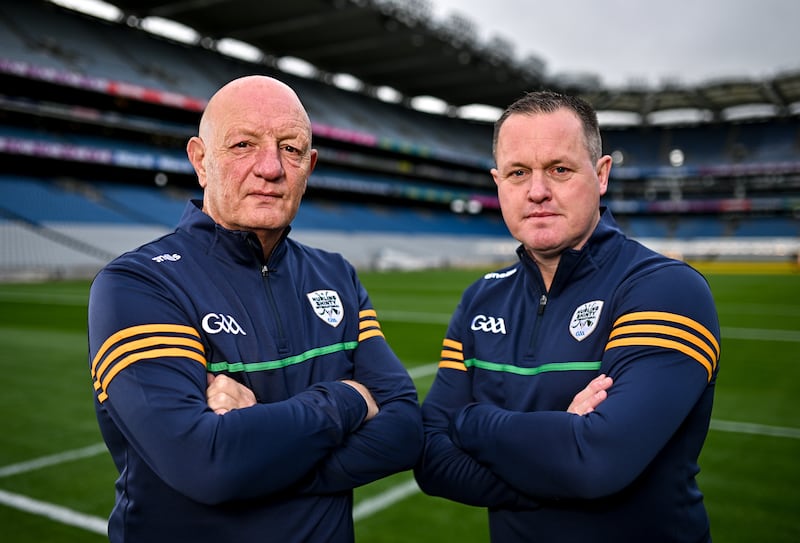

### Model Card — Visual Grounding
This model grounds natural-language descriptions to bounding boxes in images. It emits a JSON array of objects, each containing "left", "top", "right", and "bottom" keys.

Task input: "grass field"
[{"left": 0, "top": 265, "right": 798, "bottom": 541}]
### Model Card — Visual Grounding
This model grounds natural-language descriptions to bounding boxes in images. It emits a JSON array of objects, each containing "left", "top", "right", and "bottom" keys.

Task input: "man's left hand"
[{"left": 206, "top": 373, "right": 257, "bottom": 415}]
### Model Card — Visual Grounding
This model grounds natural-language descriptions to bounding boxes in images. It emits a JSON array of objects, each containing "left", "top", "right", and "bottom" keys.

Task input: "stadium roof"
[{"left": 105, "top": 0, "right": 800, "bottom": 121}]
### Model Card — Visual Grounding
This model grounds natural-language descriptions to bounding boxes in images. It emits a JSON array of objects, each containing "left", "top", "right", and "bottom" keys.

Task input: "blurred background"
[
  {"left": 0, "top": 2, "right": 798, "bottom": 542},
  {"left": 0, "top": 0, "right": 798, "bottom": 279}
]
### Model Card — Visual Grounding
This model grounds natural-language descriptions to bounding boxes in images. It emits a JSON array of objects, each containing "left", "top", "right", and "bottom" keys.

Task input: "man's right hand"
[
  {"left": 341, "top": 379, "right": 379, "bottom": 422},
  {"left": 567, "top": 374, "right": 613, "bottom": 416}
]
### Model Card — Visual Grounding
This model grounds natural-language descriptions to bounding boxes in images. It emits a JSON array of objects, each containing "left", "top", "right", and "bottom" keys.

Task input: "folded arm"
[{"left": 90, "top": 271, "right": 370, "bottom": 505}]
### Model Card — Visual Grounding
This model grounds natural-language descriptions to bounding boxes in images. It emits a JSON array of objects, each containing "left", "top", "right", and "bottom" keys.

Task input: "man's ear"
[
  {"left": 186, "top": 136, "right": 207, "bottom": 188},
  {"left": 308, "top": 148, "right": 318, "bottom": 173},
  {"left": 302, "top": 148, "right": 318, "bottom": 195},
  {"left": 596, "top": 155, "right": 612, "bottom": 196},
  {"left": 490, "top": 167, "right": 501, "bottom": 188}
]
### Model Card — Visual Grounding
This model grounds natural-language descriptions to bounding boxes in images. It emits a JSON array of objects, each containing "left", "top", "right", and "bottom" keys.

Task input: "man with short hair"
[{"left": 415, "top": 90, "right": 720, "bottom": 543}]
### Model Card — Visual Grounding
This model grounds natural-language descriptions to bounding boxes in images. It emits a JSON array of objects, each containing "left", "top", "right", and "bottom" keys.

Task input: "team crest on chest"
[
  {"left": 569, "top": 300, "right": 604, "bottom": 341},
  {"left": 306, "top": 289, "right": 344, "bottom": 327}
]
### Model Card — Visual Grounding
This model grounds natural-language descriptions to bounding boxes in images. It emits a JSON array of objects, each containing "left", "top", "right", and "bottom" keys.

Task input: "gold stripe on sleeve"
[
  {"left": 439, "top": 337, "right": 466, "bottom": 370},
  {"left": 91, "top": 324, "right": 200, "bottom": 376},
  {"left": 93, "top": 335, "right": 205, "bottom": 381},
  {"left": 612, "top": 311, "right": 720, "bottom": 360},
  {"left": 605, "top": 336, "right": 714, "bottom": 381},
  {"left": 438, "top": 360, "right": 467, "bottom": 371},
  {"left": 440, "top": 347, "right": 464, "bottom": 361},
  {"left": 608, "top": 324, "right": 718, "bottom": 369},
  {"left": 359, "top": 328, "right": 385, "bottom": 342},
  {"left": 96, "top": 347, "right": 207, "bottom": 403}
]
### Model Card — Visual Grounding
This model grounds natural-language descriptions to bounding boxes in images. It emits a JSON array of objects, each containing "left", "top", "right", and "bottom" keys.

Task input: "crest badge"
[
  {"left": 569, "top": 300, "right": 604, "bottom": 341},
  {"left": 306, "top": 290, "right": 344, "bottom": 327}
]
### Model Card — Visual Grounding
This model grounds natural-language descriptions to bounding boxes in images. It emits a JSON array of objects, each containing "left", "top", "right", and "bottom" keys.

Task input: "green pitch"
[{"left": 0, "top": 267, "right": 798, "bottom": 542}]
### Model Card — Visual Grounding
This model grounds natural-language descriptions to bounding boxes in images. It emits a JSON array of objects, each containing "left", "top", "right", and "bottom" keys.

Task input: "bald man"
[{"left": 88, "top": 76, "right": 423, "bottom": 543}]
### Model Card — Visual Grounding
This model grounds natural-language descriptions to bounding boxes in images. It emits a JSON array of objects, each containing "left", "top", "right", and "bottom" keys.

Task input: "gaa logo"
[
  {"left": 201, "top": 313, "right": 247, "bottom": 335},
  {"left": 470, "top": 314, "right": 507, "bottom": 335}
]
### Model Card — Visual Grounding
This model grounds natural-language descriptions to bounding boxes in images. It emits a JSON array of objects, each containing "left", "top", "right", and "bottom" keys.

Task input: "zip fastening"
[
  {"left": 528, "top": 292, "right": 548, "bottom": 354},
  {"left": 261, "top": 263, "right": 289, "bottom": 353}
]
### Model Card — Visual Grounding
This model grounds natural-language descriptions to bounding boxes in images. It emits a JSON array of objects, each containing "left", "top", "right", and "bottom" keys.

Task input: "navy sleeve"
[
  {"left": 89, "top": 266, "right": 369, "bottom": 505},
  {"left": 414, "top": 296, "right": 538, "bottom": 509},
  {"left": 301, "top": 273, "right": 423, "bottom": 494},
  {"left": 450, "top": 264, "right": 720, "bottom": 499}
]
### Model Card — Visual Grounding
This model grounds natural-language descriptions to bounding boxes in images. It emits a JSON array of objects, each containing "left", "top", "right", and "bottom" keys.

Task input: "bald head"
[{"left": 199, "top": 75, "right": 312, "bottom": 143}]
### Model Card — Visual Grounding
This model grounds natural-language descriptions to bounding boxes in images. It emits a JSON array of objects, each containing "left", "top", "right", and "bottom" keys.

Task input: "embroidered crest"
[
  {"left": 306, "top": 290, "right": 344, "bottom": 327},
  {"left": 569, "top": 300, "right": 604, "bottom": 341}
]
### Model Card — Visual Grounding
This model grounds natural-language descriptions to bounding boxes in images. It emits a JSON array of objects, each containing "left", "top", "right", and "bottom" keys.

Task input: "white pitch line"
[
  {"left": 0, "top": 443, "right": 107, "bottom": 478},
  {"left": 0, "top": 488, "right": 107, "bottom": 535},
  {"left": 0, "top": 291, "right": 88, "bottom": 305},
  {"left": 710, "top": 419, "right": 800, "bottom": 439},
  {"left": 721, "top": 327, "right": 800, "bottom": 342},
  {"left": 353, "top": 478, "right": 420, "bottom": 521},
  {"left": 407, "top": 362, "right": 438, "bottom": 380},
  {"left": 1, "top": 378, "right": 797, "bottom": 536}
]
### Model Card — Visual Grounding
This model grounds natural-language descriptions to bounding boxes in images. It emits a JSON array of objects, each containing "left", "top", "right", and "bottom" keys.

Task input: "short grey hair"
[{"left": 493, "top": 90, "right": 603, "bottom": 162}]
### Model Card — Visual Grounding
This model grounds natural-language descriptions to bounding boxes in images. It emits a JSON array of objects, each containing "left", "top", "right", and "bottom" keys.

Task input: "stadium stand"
[{"left": 0, "top": 0, "right": 798, "bottom": 279}]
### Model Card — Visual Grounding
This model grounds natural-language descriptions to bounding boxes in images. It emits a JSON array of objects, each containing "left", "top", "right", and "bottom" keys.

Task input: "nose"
[
  {"left": 252, "top": 146, "right": 284, "bottom": 180},
  {"left": 527, "top": 171, "right": 551, "bottom": 202}
]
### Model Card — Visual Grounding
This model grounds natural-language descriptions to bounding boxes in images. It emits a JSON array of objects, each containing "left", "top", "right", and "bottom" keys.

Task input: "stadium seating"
[{"left": 0, "top": 2, "right": 797, "bottom": 279}]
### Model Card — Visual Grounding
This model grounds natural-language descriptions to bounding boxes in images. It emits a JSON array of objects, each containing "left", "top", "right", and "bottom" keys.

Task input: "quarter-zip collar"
[
  {"left": 179, "top": 199, "right": 291, "bottom": 267},
  {"left": 515, "top": 207, "right": 625, "bottom": 297}
]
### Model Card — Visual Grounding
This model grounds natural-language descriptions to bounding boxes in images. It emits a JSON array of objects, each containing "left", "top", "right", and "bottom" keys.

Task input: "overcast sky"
[
  {"left": 429, "top": 0, "right": 800, "bottom": 88},
  {"left": 60, "top": 0, "right": 800, "bottom": 89}
]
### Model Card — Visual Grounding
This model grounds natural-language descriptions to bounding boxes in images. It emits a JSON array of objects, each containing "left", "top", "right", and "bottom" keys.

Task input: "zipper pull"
[{"left": 537, "top": 294, "right": 548, "bottom": 315}]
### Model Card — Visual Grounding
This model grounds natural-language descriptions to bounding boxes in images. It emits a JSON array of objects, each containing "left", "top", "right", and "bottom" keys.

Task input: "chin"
[
  {"left": 245, "top": 208, "right": 287, "bottom": 225},
  {"left": 523, "top": 236, "right": 567, "bottom": 254}
]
